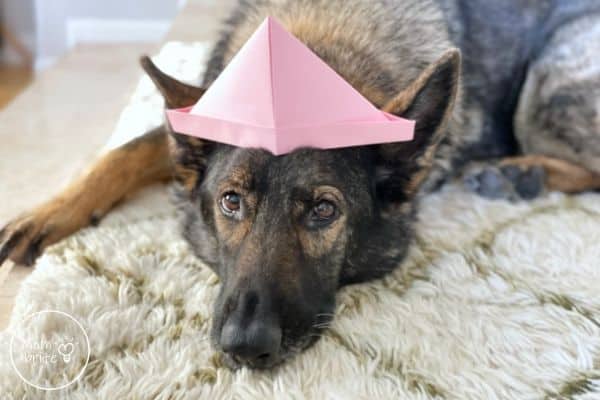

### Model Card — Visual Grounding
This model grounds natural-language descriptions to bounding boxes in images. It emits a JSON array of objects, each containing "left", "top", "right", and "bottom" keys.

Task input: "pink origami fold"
[{"left": 166, "top": 17, "right": 415, "bottom": 156}]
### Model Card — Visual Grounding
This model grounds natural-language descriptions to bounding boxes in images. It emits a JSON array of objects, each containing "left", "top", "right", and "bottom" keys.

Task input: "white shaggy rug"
[{"left": 1, "top": 43, "right": 600, "bottom": 400}]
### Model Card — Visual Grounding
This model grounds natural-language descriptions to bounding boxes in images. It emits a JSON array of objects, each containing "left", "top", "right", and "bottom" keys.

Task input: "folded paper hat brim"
[{"left": 166, "top": 108, "right": 415, "bottom": 156}]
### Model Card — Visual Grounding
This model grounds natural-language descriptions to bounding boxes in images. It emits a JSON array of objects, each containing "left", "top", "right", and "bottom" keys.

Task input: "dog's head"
[{"left": 141, "top": 49, "right": 460, "bottom": 369}]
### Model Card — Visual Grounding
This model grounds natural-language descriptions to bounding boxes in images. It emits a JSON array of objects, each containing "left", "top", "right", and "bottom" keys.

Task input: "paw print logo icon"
[{"left": 57, "top": 342, "right": 75, "bottom": 363}]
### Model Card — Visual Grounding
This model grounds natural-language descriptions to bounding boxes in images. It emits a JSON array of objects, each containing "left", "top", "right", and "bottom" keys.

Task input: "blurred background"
[
  {"left": 0, "top": 0, "right": 236, "bottom": 329},
  {"left": 0, "top": 0, "right": 187, "bottom": 107}
]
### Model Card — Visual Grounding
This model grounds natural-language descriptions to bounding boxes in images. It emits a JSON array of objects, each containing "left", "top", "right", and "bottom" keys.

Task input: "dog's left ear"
[
  {"left": 140, "top": 56, "right": 214, "bottom": 196},
  {"left": 376, "top": 49, "right": 461, "bottom": 202},
  {"left": 140, "top": 55, "right": 206, "bottom": 109}
]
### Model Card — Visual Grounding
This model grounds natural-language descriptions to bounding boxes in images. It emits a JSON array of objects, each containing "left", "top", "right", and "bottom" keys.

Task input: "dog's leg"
[
  {"left": 462, "top": 156, "right": 600, "bottom": 200},
  {"left": 0, "top": 127, "right": 171, "bottom": 266},
  {"left": 514, "top": 14, "right": 600, "bottom": 176},
  {"left": 464, "top": 15, "right": 600, "bottom": 201},
  {"left": 498, "top": 156, "right": 600, "bottom": 193}
]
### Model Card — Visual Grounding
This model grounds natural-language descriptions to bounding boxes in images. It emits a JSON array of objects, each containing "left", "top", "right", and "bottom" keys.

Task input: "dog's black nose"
[
  {"left": 219, "top": 290, "right": 282, "bottom": 365},
  {"left": 220, "top": 317, "right": 281, "bottom": 364}
]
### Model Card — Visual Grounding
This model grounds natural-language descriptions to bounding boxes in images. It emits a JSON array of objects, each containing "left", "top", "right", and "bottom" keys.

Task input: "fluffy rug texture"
[{"left": 1, "top": 43, "right": 600, "bottom": 400}]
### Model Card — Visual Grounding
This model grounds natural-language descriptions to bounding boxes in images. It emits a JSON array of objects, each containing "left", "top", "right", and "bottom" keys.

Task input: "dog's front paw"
[
  {"left": 462, "top": 163, "right": 545, "bottom": 201},
  {"left": 1, "top": 212, "right": 53, "bottom": 267},
  {"left": 0, "top": 200, "right": 89, "bottom": 266}
]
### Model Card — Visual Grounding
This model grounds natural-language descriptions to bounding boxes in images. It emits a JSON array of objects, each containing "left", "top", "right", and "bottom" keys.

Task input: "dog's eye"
[
  {"left": 221, "top": 192, "right": 241, "bottom": 215},
  {"left": 311, "top": 200, "right": 336, "bottom": 222}
]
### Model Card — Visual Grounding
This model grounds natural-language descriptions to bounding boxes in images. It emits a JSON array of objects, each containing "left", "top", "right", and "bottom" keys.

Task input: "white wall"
[
  {"left": 35, "top": 0, "right": 180, "bottom": 70},
  {"left": 1, "top": 0, "right": 181, "bottom": 70}
]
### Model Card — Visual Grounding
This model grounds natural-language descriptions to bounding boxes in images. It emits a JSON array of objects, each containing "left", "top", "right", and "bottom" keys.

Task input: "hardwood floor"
[{"left": 0, "top": 65, "right": 32, "bottom": 109}]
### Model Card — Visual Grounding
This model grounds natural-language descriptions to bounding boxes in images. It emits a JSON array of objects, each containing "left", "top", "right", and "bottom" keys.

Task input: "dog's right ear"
[
  {"left": 141, "top": 56, "right": 213, "bottom": 197},
  {"left": 375, "top": 49, "right": 461, "bottom": 203},
  {"left": 140, "top": 55, "right": 206, "bottom": 109}
]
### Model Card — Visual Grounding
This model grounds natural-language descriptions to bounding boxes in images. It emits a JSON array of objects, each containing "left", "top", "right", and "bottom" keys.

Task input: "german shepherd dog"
[{"left": 1, "top": 0, "right": 600, "bottom": 369}]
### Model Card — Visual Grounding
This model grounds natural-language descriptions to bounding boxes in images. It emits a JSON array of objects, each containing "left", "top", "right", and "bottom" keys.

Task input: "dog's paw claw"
[
  {"left": 0, "top": 216, "right": 53, "bottom": 267},
  {"left": 0, "top": 221, "right": 27, "bottom": 266}
]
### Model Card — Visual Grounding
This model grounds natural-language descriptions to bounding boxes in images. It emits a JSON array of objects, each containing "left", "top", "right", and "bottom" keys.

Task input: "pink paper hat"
[{"left": 166, "top": 17, "right": 415, "bottom": 156}]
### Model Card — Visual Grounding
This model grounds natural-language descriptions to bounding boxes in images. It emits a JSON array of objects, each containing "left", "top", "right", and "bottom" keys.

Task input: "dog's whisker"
[
  {"left": 312, "top": 322, "right": 333, "bottom": 329},
  {"left": 312, "top": 326, "right": 331, "bottom": 331}
]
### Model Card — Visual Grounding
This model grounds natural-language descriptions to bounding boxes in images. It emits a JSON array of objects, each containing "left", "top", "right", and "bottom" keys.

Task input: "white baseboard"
[
  {"left": 34, "top": 56, "right": 59, "bottom": 72},
  {"left": 66, "top": 18, "right": 171, "bottom": 49}
]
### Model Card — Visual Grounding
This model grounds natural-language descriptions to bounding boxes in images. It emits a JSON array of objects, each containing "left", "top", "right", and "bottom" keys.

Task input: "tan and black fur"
[{"left": 1, "top": 0, "right": 600, "bottom": 369}]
